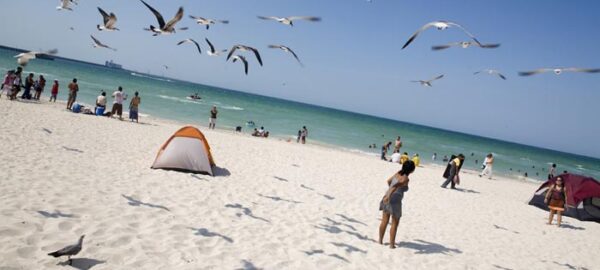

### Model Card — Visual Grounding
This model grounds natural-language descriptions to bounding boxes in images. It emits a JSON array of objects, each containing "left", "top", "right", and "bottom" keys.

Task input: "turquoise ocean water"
[{"left": 2, "top": 47, "right": 599, "bottom": 181}]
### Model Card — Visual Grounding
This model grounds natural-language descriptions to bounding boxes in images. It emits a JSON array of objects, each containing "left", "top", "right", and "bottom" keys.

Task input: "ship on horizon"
[{"left": 105, "top": 60, "right": 122, "bottom": 69}]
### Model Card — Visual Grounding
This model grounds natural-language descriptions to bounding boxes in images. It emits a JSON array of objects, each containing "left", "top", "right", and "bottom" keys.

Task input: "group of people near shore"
[
  {"left": 1, "top": 68, "right": 50, "bottom": 101},
  {"left": 1, "top": 68, "right": 142, "bottom": 123}
]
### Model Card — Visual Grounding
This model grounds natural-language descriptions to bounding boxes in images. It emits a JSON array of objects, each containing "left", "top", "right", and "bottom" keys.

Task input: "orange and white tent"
[{"left": 151, "top": 126, "right": 215, "bottom": 175}]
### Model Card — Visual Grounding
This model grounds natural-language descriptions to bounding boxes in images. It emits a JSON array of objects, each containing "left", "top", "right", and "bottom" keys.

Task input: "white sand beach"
[{"left": 0, "top": 99, "right": 598, "bottom": 270}]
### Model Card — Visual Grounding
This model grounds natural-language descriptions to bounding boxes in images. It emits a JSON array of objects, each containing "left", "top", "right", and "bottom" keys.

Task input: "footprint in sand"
[
  {"left": 16, "top": 247, "right": 36, "bottom": 259},
  {"left": 58, "top": 221, "right": 73, "bottom": 231}
]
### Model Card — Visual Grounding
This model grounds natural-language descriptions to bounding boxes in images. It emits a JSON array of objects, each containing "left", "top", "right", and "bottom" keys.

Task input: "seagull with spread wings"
[
  {"left": 14, "top": 49, "right": 58, "bottom": 66},
  {"left": 268, "top": 45, "right": 303, "bottom": 66},
  {"left": 57, "top": 0, "right": 76, "bottom": 11},
  {"left": 227, "top": 45, "right": 262, "bottom": 66},
  {"left": 432, "top": 41, "right": 499, "bottom": 51},
  {"left": 474, "top": 69, "right": 507, "bottom": 80},
  {"left": 205, "top": 38, "right": 227, "bottom": 56},
  {"left": 402, "top": 21, "right": 481, "bottom": 49},
  {"left": 411, "top": 74, "right": 445, "bottom": 87},
  {"left": 189, "top": 15, "right": 229, "bottom": 30},
  {"left": 91, "top": 35, "right": 117, "bottom": 51},
  {"left": 140, "top": 0, "right": 185, "bottom": 35},
  {"left": 177, "top": 39, "right": 202, "bottom": 55},
  {"left": 519, "top": 68, "right": 600, "bottom": 76},
  {"left": 257, "top": 16, "right": 321, "bottom": 27},
  {"left": 97, "top": 7, "right": 119, "bottom": 31},
  {"left": 230, "top": 55, "right": 249, "bottom": 75}
]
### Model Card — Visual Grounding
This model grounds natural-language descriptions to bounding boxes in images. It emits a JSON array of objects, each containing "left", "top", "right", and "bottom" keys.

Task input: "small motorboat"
[{"left": 187, "top": 93, "right": 201, "bottom": 100}]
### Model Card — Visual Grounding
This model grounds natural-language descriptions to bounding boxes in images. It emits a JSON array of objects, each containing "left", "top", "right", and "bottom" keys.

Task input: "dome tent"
[
  {"left": 151, "top": 126, "right": 215, "bottom": 175},
  {"left": 529, "top": 173, "right": 600, "bottom": 222}
]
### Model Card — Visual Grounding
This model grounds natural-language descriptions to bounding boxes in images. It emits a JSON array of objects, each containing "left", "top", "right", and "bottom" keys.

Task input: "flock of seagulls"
[{"left": 400, "top": 19, "right": 598, "bottom": 86}]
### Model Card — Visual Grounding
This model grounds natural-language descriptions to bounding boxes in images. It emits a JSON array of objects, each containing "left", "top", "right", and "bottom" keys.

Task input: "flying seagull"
[
  {"left": 14, "top": 49, "right": 58, "bottom": 66},
  {"left": 230, "top": 55, "right": 249, "bottom": 75},
  {"left": 227, "top": 45, "right": 263, "bottom": 66},
  {"left": 432, "top": 41, "right": 499, "bottom": 51},
  {"left": 177, "top": 38, "right": 201, "bottom": 54},
  {"left": 189, "top": 15, "right": 229, "bottom": 30},
  {"left": 97, "top": 7, "right": 119, "bottom": 31},
  {"left": 140, "top": 0, "right": 185, "bottom": 35},
  {"left": 162, "top": 65, "right": 169, "bottom": 70},
  {"left": 268, "top": 45, "right": 303, "bottom": 66},
  {"left": 411, "top": 74, "right": 444, "bottom": 87},
  {"left": 205, "top": 38, "right": 227, "bottom": 56},
  {"left": 474, "top": 69, "right": 506, "bottom": 80},
  {"left": 257, "top": 16, "right": 321, "bottom": 26},
  {"left": 91, "top": 35, "right": 117, "bottom": 51},
  {"left": 47, "top": 235, "right": 85, "bottom": 265},
  {"left": 402, "top": 21, "right": 481, "bottom": 49},
  {"left": 519, "top": 68, "right": 600, "bottom": 76},
  {"left": 57, "top": 0, "right": 76, "bottom": 11},
  {"left": 68, "top": 26, "right": 75, "bottom": 31}
]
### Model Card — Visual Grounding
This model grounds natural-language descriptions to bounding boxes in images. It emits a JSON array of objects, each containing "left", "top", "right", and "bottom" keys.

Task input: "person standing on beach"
[
  {"left": 380, "top": 145, "right": 388, "bottom": 161},
  {"left": 129, "top": 91, "right": 141, "bottom": 123},
  {"left": 441, "top": 154, "right": 465, "bottom": 189},
  {"left": 49, "top": 80, "right": 58, "bottom": 102},
  {"left": 33, "top": 75, "right": 45, "bottom": 100},
  {"left": 1, "top": 70, "right": 14, "bottom": 99},
  {"left": 479, "top": 153, "right": 494, "bottom": 179},
  {"left": 301, "top": 126, "right": 308, "bottom": 144},
  {"left": 66, "top": 78, "right": 78, "bottom": 110},
  {"left": 209, "top": 106, "right": 218, "bottom": 129},
  {"left": 378, "top": 160, "right": 416, "bottom": 249},
  {"left": 394, "top": 136, "right": 402, "bottom": 152},
  {"left": 544, "top": 176, "right": 570, "bottom": 227},
  {"left": 432, "top": 153, "right": 437, "bottom": 161},
  {"left": 548, "top": 163, "right": 557, "bottom": 179},
  {"left": 21, "top": 73, "right": 34, "bottom": 99},
  {"left": 111, "top": 86, "right": 126, "bottom": 120}
]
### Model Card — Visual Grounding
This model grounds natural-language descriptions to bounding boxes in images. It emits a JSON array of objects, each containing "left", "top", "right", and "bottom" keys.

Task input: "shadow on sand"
[
  {"left": 301, "top": 249, "right": 349, "bottom": 263},
  {"left": 455, "top": 188, "right": 480, "bottom": 194},
  {"left": 225, "top": 203, "right": 270, "bottom": 223},
  {"left": 560, "top": 223, "right": 585, "bottom": 231},
  {"left": 213, "top": 166, "right": 231, "bottom": 177},
  {"left": 37, "top": 210, "right": 75, "bottom": 218},
  {"left": 397, "top": 239, "right": 462, "bottom": 255},
  {"left": 257, "top": 193, "right": 302, "bottom": 204},
  {"left": 57, "top": 258, "right": 105, "bottom": 270},
  {"left": 236, "top": 259, "right": 262, "bottom": 270},
  {"left": 62, "top": 146, "right": 84, "bottom": 153},
  {"left": 493, "top": 224, "right": 520, "bottom": 234},
  {"left": 273, "top": 176, "right": 289, "bottom": 182},
  {"left": 190, "top": 227, "right": 234, "bottom": 243},
  {"left": 121, "top": 195, "right": 170, "bottom": 211}
]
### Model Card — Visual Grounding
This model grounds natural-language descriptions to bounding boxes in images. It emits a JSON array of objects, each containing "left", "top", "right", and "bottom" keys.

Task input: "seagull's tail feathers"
[
  {"left": 480, "top": 43, "right": 500, "bottom": 49},
  {"left": 48, "top": 251, "right": 61, "bottom": 257}
]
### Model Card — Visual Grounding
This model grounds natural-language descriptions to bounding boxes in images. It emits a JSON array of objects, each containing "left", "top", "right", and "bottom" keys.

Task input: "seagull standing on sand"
[
  {"left": 268, "top": 45, "right": 303, "bottom": 66},
  {"left": 47, "top": 235, "right": 85, "bottom": 265},
  {"left": 57, "top": 0, "right": 76, "bottom": 11},
  {"left": 519, "top": 68, "right": 600, "bottom": 76},
  {"left": 97, "top": 7, "right": 119, "bottom": 31},
  {"left": 205, "top": 38, "right": 227, "bottom": 56},
  {"left": 411, "top": 74, "right": 444, "bottom": 87},
  {"left": 230, "top": 55, "right": 249, "bottom": 75},
  {"left": 257, "top": 16, "right": 321, "bottom": 26},
  {"left": 402, "top": 21, "right": 481, "bottom": 49},
  {"left": 177, "top": 39, "right": 201, "bottom": 54},
  {"left": 91, "top": 35, "right": 117, "bottom": 51},
  {"left": 474, "top": 69, "right": 506, "bottom": 80},
  {"left": 432, "top": 41, "right": 499, "bottom": 51},
  {"left": 14, "top": 49, "right": 58, "bottom": 66},
  {"left": 189, "top": 15, "right": 229, "bottom": 30},
  {"left": 227, "top": 45, "right": 263, "bottom": 66},
  {"left": 140, "top": 0, "right": 185, "bottom": 35}
]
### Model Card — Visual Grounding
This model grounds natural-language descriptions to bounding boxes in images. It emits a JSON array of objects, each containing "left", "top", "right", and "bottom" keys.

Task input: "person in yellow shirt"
[
  {"left": 441, "top": 154, "right": 465, "bottom": 189},
  {"left": 412, "top": 153, "right": 420, "bottom": 167},
  {"left": 399, "top": 152, "right": 410, "bottom": 164}
]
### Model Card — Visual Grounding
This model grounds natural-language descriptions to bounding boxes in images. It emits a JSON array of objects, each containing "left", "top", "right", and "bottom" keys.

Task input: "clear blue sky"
[{"left": 2, "top": 0, "right": 599, "bottom": 158}]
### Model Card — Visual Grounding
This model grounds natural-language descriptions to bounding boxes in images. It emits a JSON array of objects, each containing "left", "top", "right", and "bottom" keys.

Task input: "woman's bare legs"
[
  {"left": 547, "top": 210, "right": 555, "bottom": 225},
  {"left": 378, "top": 212, "right": 390, "bottom": 245},
  {"left": 389, "top": 216, "right": 400, "bottom": 249},
  {"left": 557, "top": 211, "right": 562, "bottom": 227}
]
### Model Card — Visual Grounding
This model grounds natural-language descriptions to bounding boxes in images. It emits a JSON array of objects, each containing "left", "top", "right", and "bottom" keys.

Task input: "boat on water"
[
  {"left": 105, "top": 60, "right": 122, "bottom": 69},
  {"left": 187, "top": 93, "right": 201, "bottom": 100}
]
